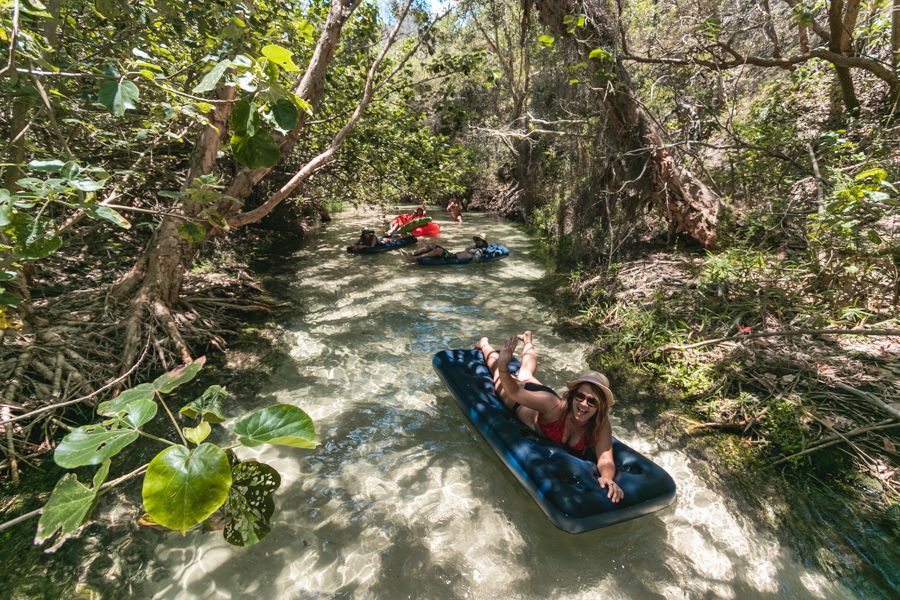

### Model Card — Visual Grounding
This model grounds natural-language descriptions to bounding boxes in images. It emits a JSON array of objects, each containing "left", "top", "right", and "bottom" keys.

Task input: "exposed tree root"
[{"left": 0, "top": 263, "right": 278, "bottom": 484}]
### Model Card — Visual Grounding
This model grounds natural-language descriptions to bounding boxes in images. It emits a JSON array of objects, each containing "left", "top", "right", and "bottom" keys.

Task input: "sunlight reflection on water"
[{"left": 140, "top": 207, "right": 856, "bottom": 599}]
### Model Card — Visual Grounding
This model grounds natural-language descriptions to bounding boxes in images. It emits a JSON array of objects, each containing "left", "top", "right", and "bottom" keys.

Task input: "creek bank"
[
  {"left": 532, "top": 248, "right": 899, "bottom": 597},
  {"left": 0, "top": 227, "right": 306, "bottom": 598}
]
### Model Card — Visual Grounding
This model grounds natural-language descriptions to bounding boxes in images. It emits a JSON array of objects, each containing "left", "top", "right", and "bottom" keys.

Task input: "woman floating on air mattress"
[
  {"left": 478, "top": 331, "right": 623, "bottom": 502},
  {"left": 432, "top": 332, "right": 676, "bottom": 532}
]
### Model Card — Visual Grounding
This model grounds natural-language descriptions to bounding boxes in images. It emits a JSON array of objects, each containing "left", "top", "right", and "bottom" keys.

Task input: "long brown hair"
[{"left": 563, "top": 383, "right": 610, "bottom": 447}]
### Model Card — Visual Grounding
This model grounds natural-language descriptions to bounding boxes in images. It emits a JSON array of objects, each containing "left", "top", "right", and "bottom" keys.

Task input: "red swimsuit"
[
  {"left": 523, "top": 382, "right": 589, "bottom": 452},
  {"left": 539, "top": 413, "right": 588, "bottom": 452}
]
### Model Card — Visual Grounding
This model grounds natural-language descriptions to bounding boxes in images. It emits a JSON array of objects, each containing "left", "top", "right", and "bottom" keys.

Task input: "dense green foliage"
[
  {"left": 0, "top": 0, "right": 478, "bottom": 321},
  {"left": 0, "top": 0, "right": 897, "bottom": 594},
  {"left": 37, "top": 356, "right": 316, "bottom": 548}
]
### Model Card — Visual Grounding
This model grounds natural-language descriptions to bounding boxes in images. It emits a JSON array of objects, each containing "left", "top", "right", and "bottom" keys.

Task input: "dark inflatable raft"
[
  {"left": 432, "top": 348, "right": 677, "bottom": 533},
  {"left": 416, "top": 243, "right": 510, "bottom": 265},
  {"left": 346, "top": 235, "right": 416, "bottom": 254}
]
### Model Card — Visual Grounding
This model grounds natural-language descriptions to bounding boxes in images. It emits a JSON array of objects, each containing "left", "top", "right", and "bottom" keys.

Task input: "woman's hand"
[
  {"left": 497, "top": 335, "right": 518, "bottom": 369},
  {"left": 598, "top": 476, "right": 623, "bottom": 503}
]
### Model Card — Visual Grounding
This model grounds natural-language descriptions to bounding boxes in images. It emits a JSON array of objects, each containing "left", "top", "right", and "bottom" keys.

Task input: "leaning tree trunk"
[
  {"left": 221, "top": 0, "right": 363, "bottom": 206},
  {"left": 533, "top": 0, "right": 719, "bottom": 248},
  {"left": 111, "top": 0, "right": 362, "bottom": 369},
  {"left": 112, "top": 84, "right": 238, "bottom": 367},
  {"left": 893, "top": 0, "right": 900, "bottom": 70}
]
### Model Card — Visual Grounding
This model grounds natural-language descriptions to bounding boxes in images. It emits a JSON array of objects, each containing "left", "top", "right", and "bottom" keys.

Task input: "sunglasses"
[{"left": 573, "top": 390, "right": 601, "bottom": 408}]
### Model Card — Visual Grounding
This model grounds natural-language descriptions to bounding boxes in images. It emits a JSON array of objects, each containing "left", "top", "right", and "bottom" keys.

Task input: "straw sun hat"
[
  {"left": 473, "top": 233, "right": 488, "bottom": 245},
  {"left": 566, "top": 371, "right": 615, "bottom": 406}
]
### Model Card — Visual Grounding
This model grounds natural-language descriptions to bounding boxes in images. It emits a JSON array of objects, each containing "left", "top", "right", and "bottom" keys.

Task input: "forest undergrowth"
[
  {"left": 532, "top": 89, "right": 900, "bottom": 589},
  {"left": 0, "top": 221, "right": 291, "bottom": 494}
]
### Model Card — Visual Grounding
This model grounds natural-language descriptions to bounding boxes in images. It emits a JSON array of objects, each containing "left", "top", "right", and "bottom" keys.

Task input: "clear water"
[{"left": 130, "top": 208, "right": 855, "bottom": 598}]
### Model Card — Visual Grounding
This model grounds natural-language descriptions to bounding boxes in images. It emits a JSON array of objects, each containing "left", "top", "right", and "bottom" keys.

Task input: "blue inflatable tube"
[
  {"left": 347, "top": 235, "right": 417, "bottom": 254},
  {"left": 432, "top": 348, "right": 677, "bottom": 533},
  {"left": 416, "top": 243, "right": 510, "bottom": 265}
]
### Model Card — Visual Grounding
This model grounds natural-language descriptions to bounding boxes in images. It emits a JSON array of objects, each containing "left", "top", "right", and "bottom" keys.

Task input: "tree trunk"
[
  {"left": 892, "top": 0, "right": 900, "bottom": 70},
  {"left": 110, "top": 0, "right": 364, "bottom": 368},
  {"left": 113, "top": 84, "right": 237, "bottom": 367},
  {"left": 228, "top": 0, "right": 416, "bottom": 228},
  {"left": 828, "top": 0, "right": 861, "bottom": 115},
  {"left": 534, "top": 0, "right": 719, "bottom": 248},
  {"left": 758, "top": 0, "right": 782, "bottom": 57},
  {"left": 799, "top": 21, "right": 810, "bottom": 53},
  {"left": 5, "top": 100, "right": 28, "bottom": 191},
  {"left": 471, "top": 0, "right": 536, "bottom": 213},
  {"left": 222, "top": 0, "right": 363, "bottom": 205}
]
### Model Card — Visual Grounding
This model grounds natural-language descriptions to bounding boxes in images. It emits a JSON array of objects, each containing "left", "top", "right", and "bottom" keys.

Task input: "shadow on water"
[{"left": 14, "top": 208, "right": 879, "bottom": 599}]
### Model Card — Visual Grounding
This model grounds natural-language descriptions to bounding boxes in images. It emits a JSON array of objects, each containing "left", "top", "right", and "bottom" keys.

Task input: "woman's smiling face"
[{"left": 571, "top": 383, "right": 601, "bottom": 423}]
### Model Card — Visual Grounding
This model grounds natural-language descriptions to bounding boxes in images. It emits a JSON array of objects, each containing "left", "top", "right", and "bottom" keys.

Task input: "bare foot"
[
  {"left": 475, "top": 336, "right": 490, "bottom": 350},
  {"left": 518, "top": 330, "right": 532, "bottom": 345}
]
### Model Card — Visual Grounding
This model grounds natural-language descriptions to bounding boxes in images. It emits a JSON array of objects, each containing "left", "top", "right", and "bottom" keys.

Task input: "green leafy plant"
[
  {"left": 0, "top": 162, "right": 130, "bottom": 308},
  {"left": 35, "top": 357, "right": 316, "bottom": 550},
  {"left": 807, "top": 166, "right": 898, "bottom": 309}
]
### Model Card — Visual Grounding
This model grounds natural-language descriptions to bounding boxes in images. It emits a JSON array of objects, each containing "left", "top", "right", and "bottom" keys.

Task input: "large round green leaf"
[
  {"left": 28, "top": 159, "right": 64, "bottom": 173},
  {"left": 97, "top": 382, "right": 157, "bottom": 427},
  {"left": 97, "top": 79, "right": 140, "bottom": 116},
  {"left": 230, "top": 100, "right": 256, "bottom": 137},
  {"left": 177, "top": 221, "right": 206, "bottom": 242},
  {"left": 192, "top": 58, "right": 232, "bottom": 94},
  {"left": 180, "top": 384, "right": 227, "bottom": 423},
  {"left": 142, "top": 443, "right": 232, "bottom": 533},
  {"left": 87, "top": 205, "right": 131, "bottom": 229},
  {"left": 233, "top": 404, "right": 317, "bottom": 449},
  {"left": 271, "top": 99, "right": 298, "bottom": 131},
  {"left": 222, "top": 460, "right": 281, "bottom": 547},
  {"left": 260, "top": 44, "right": 300, "bottom": 72},
  {"left": 35, "top": 474, "right": 97, "bottom": 547},
  {"left": 35, "top": 460, "right": 110, "bottom": 549}
]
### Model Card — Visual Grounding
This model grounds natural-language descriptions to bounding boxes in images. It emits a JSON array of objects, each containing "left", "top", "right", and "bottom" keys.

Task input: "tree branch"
[{"left": 622, "top": 46, "right": 898, "bottom": 92}]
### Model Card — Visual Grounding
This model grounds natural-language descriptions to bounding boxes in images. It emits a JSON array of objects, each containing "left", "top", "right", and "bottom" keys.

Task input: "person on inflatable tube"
[
  {"left": 385, "top": 206, "right": 426, "bottom": 236},
  {"left": 475, "top": 331, "right": 624, "bottom": 503},
  {"left": 400, "top": 233, "right": 489, "bottom": 262},
  {"left": 349, "top": 228, "right": 379, "bottom": 250}
]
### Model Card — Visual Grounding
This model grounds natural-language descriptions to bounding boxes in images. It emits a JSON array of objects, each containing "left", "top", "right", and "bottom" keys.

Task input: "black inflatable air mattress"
[
  {"left": 432, "top": 348, "right": 677, "bottom": 533},
  {"left": 416, "top": 243, "right": 509, "bottom": 265},
  {"left": 347, "top": 235, "right": 416, "bottom": 254}
]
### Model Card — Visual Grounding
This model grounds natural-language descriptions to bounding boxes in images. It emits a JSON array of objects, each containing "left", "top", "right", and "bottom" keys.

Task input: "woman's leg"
[
  {"left": 475, "top": 337, "right": 506, "bottom": 400},
  {"left": 401, "top": 245, "right": 439, "bottom": 262},
  {"left": 515, "top": 330, "right": 538, "bottom": 381},
  {"left": 476, "top": 336, "right": 539, "bottom": 430}
]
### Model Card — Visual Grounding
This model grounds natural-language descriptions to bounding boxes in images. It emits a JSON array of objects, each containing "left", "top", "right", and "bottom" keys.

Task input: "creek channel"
[{"left": 9, "top": 207, "right": 872, "bottom": 598}]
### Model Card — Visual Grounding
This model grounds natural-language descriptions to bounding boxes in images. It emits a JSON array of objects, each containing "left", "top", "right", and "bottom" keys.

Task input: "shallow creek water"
[{"left": 122, "top": 208, "right": 860, "bottom": 598}]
